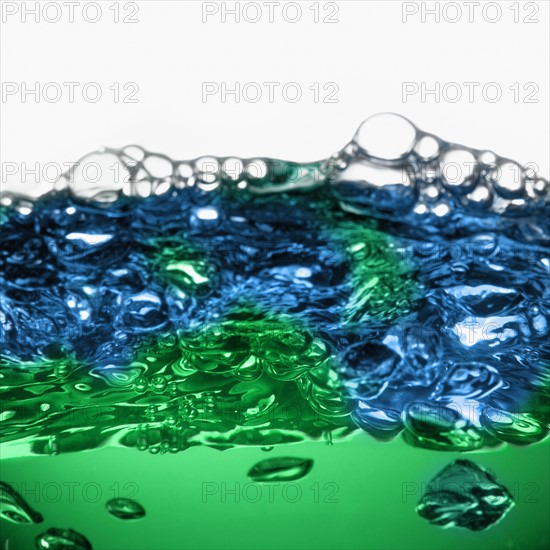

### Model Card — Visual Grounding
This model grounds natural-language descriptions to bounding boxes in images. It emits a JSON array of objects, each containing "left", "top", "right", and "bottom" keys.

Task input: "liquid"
[{"left": 1, "top": 114, "right": 548, "bottom": 549}]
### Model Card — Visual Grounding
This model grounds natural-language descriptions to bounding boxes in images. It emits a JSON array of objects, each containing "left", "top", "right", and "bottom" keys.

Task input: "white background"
[{"left": 1, "top": 0, "right": 549, "bottom": 195}]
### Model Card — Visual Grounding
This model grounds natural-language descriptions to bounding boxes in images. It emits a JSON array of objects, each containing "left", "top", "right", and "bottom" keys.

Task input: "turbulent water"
[{"left": 1, "top": 114, "right": 548, "bottom": 463}]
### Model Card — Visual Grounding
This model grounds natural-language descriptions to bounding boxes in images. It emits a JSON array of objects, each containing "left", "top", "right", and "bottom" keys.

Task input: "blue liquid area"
[{"left": 0, "top": 175, "right": 549, "bottom": 452}]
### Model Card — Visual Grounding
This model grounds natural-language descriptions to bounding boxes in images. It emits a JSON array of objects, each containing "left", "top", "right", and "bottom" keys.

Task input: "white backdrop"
[{"left": 1, "top": 0, "right": 549, "bottom": 196}]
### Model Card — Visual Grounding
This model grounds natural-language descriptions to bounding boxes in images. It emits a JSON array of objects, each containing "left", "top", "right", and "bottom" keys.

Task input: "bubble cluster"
[
  {"left": 330, "top": 113, "right": 550, "bottom": 242},
  {"left": 0, "top": 114, "right": 548, "bottom": 455}
]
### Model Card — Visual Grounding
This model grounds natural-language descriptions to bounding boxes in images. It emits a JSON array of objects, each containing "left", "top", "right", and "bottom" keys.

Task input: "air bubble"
[
  {"left": 195, "top": 156, "right": 220, "bottom": 185},
  {"left": 432, "top": 202, "right": 451, "bottom": 217},
  {"left": 106, "top": 498, "right": 146, "bottom": 520},
  {"left": 415, "top": 135, "right": 440, "bottom": 161},
  {"left": 424, "top": 185, "right": 440, "bottom": 200},
  {"left": 153, "top": 179, "right": 172, "bottom": 196},
  {"left": 150, "top": 375, "right": 168, "bottom": 393},
  {"left": 123, "top": 145, "right": 146, "bottom": 162},
  {"left": 248, "top": 457, "right": 313, "bottom": 482},
  {"left": 440, "top": 148, "right": 478, "bottom": 191},
  {"left": 0, "top": 193, "right": 14, "bottom": 206},
  {"left": 16, "top": 202, "right": 33, "bottom": 216},
  {"left": 143, "top": 155, "right": 173, "bottom": 179},
  {"left": 478, "top": 151, "right": 497, "bottom": 166},
  {"left": 0, "top": 482, "right": 43, "bottom": 524},
  {"left": 354, "top": 113, "right": 417, "bottom": 163},
  {"left": 195, "top": 207, "right": 219, "bottom": 221},
  {"left": 67, "top": 152, "right": 127, "bottom": 202},
  {"left": 489, "top": 161, "right": 525, "bottom": 198},
  {"left": 466, "top": 184, "right": 492, "bottom": 209},
  {"left": 246, "top": 159, "right": 268, "bottom": 180},
  {"left": 414, "top": 203, "right": 428, "bottom": 215},
  {"left": 177, "top": 162, "right": 194, "bottom": 180},
  {"left": 35, "top": 528, "right": 91, "bottom": 550}
]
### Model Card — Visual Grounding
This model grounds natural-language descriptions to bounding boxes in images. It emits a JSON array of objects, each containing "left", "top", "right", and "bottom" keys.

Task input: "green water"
[
  {"left": 1, "top": 144, "right": 548, "bottom": 549},
  {"left": 1, "top": 435, "right": 548, "bottom": 549}
]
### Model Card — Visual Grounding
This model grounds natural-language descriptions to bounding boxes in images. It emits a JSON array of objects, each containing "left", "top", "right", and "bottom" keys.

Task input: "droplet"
[
  {"left": 35, "top": 528, "right": 91, "bottom": 550},
  {"left": 106, "top": 498, "right": 146, "bottom": 520},
  {"left": 248, "top": 457, "right": 313, "bottom": 482}
]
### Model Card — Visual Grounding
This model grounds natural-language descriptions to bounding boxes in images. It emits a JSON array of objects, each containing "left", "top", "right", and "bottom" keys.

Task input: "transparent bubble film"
[{"left": 1, "top": 113, "right": 549, "bottom": 458}]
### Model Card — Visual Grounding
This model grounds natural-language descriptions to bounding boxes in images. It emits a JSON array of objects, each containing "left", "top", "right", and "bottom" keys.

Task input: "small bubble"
[
  {"left": 248, "top": 457, "right": 313, "bottom": 482},
  {"left": 106, "top": 498, "right": 146, "bottom": 520},
  {"left": 0, "top": 482, "right": 43, "bottom": 524},
  {"left": 35, "top": 528, "right": 91, "bottom": 550},
  {"left": 133, "top": 377, "right": 148, "bottom": 393},
  {"left": 150, "top": 375, "right": 167, "bottom": 393}
]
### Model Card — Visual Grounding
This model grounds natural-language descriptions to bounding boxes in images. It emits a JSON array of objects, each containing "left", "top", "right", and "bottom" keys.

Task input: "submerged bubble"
[
  {"left": 35, "top": 528, "right": 91, "bottom": 550},
  {"left": 106, "top": 498, "right": 146, "bottom": 520},
  {"left": 0, "top": 482, "right": 43, "bottom": 524},
  {"left": 416, "top": 460, "right": 514, "bottom": 531},
  {"left": 248, "top": 457, "right": 313, "bottom": 482},
  {"left": 403, "top": 402, "right": 484, "bottom": 451},
  {"left": 480, "top": 409, "right": 548, "bottom": 444}
]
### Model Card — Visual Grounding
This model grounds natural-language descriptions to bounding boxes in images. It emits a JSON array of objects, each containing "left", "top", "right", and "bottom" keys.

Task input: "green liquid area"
[{"left": 1, "top": 435, "right": 548, "bottom": 549}]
